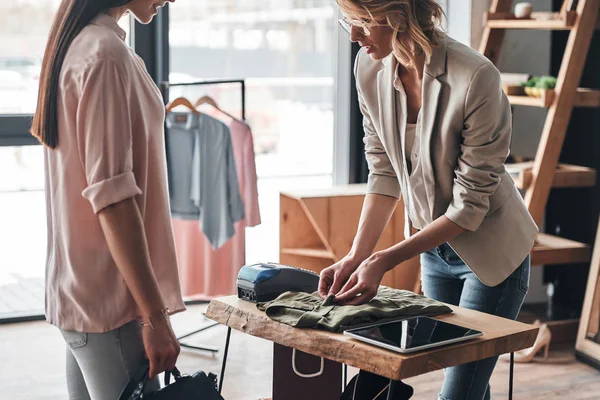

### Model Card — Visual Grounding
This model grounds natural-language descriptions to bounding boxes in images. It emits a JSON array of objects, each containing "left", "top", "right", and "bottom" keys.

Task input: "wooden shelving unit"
[
  {"left": 506, "top": 88, "right": 600, "bottom": 107},
  {"left": 481, "top": 0, "right": 599, "bottom": 267},
  {"left": 532, "top": 233, "right": 592, "bottom": 266},
  {"left": 485, "top": 11, "right": 578, "bottom": 30},
  {"left": 280, "top": 248, "right": 336, "bottom": 259},
  {"left": 279, "top": 184, "right": 422, "bottom": 292},
  {"left": 507, "top": 162, "right": 596, "bottom": 190},
  {"left": 481, "top": 0, "right": 600, "bottom": 331}
]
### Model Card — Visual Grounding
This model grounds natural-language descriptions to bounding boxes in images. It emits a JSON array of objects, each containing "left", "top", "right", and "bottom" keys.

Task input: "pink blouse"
[{"left": 44, "top": 13, "right": 185, "bottom": 333}]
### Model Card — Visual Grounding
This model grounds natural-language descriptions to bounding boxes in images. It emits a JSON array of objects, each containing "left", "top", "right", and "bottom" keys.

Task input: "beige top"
[
  {"left": 44, "top": 13, "right": 185, "bottom": 333},
  {"left": 394, "top": 70, "right": 428, "bottom": 232}
]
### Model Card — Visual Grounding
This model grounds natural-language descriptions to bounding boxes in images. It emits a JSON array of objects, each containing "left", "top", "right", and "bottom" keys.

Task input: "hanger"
[
  {"left": 166, "top": 97, "right": 201, "bottom": 115},
  {"left": 194, "top": 95, "right": 238, "bottom": 121}
]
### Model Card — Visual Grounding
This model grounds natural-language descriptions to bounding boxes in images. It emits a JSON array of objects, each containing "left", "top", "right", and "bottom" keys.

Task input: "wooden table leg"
[{"left": 273, "top": 343, "right": 342, "bottom": 400}]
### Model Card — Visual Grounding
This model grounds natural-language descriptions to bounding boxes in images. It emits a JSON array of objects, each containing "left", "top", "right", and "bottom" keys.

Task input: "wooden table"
[{"left": 206, "top": 296, "right": 539, "bottom": 399}]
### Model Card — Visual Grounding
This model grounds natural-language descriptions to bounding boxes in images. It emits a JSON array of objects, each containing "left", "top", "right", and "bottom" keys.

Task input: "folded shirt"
[{"left": 256, "top": 286, "right": 453, "bottom": 333}]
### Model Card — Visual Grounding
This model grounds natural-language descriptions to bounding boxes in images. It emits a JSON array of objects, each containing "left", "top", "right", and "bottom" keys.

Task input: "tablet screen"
[{"left": 346, "top": 317, "right": 482, "bottom": 351}]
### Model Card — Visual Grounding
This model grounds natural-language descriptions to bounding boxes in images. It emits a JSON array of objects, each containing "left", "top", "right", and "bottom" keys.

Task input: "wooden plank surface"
[
  {"left": 328, "top": 195, "right": 369, "bottom": 258},
  {"left": 485, "top": 11, "right": 577, "bottom": 30},
  {"left": 531, "top": 233, "right": 591, "bottom": 266},
  {"left": 508, "top": 91, "right": 554, "bottom": 107},
  {"left": 279, "top": 195, "right": 327, "bottom": 251},
  {"left": 575, "top": 88, "right": 600, "bottom": 107},
  {"left": 478, "top": 0, "right": 512, "bottom": 64},
  {"left": 206, "top": 296, "right": 538, "bottom": 381},
  {"left": 280, "top": 248, "right": 336, "bottom": 259},
  {"left": 280, "top": 184, "right": 368, "bottom": 199},
  {"left": 508, "top": 88, "right": 600, "bottom": 108},
  {"left": 508, "top": 162, "right": 596, "bottom": 189},
  {"left": 279, "top": 254, "right": 333, "bottom": 276},
  {"left": 301, "top": 197, "right": 330, "bottom": 242}
]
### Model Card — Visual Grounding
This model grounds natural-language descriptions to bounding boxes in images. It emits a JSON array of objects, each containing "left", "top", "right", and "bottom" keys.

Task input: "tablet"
[{"left": 343, "top": 316, "right": 483, "bottom": 354}]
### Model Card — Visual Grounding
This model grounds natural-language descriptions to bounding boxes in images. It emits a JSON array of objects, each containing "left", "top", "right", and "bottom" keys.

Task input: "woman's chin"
[{"left": 132, "top": 12, "right": 155, "bottom": 25}]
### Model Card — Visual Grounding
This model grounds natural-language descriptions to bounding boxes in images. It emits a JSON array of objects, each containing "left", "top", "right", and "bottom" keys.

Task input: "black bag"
[
  {"left": 341, "top": 370, "right": 413, "bottom": 400},
  {"left": 119, "top": 361, "right": 225, "bottom": 400}
]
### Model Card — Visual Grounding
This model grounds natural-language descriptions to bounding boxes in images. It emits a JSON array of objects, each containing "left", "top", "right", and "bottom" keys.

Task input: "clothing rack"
[
  {"left": 160, "top": 78, "right": 246, "bottom": 120},
  {"left": 161, "top": 78, "right": 247, "bottom": 354}
]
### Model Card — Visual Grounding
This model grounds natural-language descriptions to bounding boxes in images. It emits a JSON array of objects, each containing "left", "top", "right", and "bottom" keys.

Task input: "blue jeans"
[{"left": 420, "top": 243, "right": 530, "bottom": 400}]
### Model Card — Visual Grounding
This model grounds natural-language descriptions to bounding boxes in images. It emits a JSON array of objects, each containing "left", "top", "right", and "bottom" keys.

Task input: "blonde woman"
[{"left": 319, "top": 1, "right": 538, "bottom": 399}]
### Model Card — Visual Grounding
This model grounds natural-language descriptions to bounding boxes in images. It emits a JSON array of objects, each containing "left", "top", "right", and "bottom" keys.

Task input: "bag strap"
[
  {"left": 119, "top": 362, "right": 184, "bottom": 400},
  {"left": 118, "top": 362, "right": 151, "bottom": 400},
  {"left": 351, "top": 372, "right": 390, "bottom": 400},
  {"left": 164, "top": 367, "right": 182, "bottom": 385}
]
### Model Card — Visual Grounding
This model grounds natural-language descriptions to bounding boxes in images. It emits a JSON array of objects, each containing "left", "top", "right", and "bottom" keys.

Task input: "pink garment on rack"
[{"left": 172, "top": 117, "right": 261, "bottom": 299}]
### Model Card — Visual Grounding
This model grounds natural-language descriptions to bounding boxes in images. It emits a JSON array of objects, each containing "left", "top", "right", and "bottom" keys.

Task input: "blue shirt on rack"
[{"left": 166, "top": 111, "right": 245, "bottom": 249}]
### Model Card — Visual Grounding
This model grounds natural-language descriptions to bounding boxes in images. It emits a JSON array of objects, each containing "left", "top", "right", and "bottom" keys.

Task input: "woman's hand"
[
  {"left": 334, "top": 251, "right": 397, "bottom": 305},
  {"left": 318, "top": 256, "right": 363, "bottom": 298},
  {"left": 141, "top": 311, "right": 181, "bottom": 380}
]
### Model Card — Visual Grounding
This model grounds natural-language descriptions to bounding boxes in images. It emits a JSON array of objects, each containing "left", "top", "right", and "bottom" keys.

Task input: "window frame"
[{"left": 0, "top": 116, "right": 37, "bottom": 146}]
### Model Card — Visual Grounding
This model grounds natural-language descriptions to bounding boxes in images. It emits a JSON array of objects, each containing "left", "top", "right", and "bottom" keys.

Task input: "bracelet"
[{"left": 140, "top": 308, "right": 170, "bottom": 330}]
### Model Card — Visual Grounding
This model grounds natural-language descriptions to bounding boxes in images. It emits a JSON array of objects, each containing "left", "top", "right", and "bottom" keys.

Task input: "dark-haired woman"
[{"left": 31, "top": 1, "right": 184, "bottom": 398}]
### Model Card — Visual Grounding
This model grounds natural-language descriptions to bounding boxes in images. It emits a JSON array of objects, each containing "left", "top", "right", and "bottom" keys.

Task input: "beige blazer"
[{"left": 355, "top": 34, "right": 539, "bottom": 287}]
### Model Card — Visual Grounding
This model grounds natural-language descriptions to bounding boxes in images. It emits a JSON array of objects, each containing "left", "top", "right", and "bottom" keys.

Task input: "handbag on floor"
[
  {"left": 341, "top": 370, "right": 413, "bottom": 400},
  {"left": 119, "top": 361, "right": 224, "bottom": 400}
]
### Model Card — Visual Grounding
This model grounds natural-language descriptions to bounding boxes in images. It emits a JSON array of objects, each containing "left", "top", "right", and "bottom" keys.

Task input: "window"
[
  {"left": 169, "top": 1, "right": 339, "bottom": 263},
  {"left": 0, "top": 2, "right": 131, "bottom": 117},
  {"left": 169, "top": 0, "right": 337, "bottom": 179},
  {"left": 0, "top": 4, "right": 130, "bottom": 320}
]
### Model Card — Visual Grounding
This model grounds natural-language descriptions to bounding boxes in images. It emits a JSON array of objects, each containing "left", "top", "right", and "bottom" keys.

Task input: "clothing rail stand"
[
  {"left": 160, "top": 79, "right": 246, "bottom": 354},
  {"left": 160, "top": 78, "right": 246, "bottom": 120}
]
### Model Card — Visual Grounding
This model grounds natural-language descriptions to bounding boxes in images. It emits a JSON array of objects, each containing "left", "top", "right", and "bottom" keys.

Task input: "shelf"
[
  {"left": 508, "top": 89, "right": 555, "bottom": 107},
  {"left": 486, "top": 11, "right": 577, "bottom": 30},
  {"left": 531, "top": 233, "right": 591, "bottom": 266},
  {"left": 519, "top": 305, "right": 579, "bottom": 344},
  {"left": 507, "top": 88, "right": 600, "bottom": 108},
  {"left": 280, "top": 248, "right": 336, "bottom": 259},
  {"left": 575, "top": 88, "right": 600, "bottom": 107},
  {"left": 507, "top": 162, "right": 596, "bottom": 190}
]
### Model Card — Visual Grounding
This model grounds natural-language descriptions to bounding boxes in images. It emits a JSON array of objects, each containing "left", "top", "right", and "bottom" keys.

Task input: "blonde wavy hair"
[{"left": 336, "top": 0, "right": 445, "bottom": 64}]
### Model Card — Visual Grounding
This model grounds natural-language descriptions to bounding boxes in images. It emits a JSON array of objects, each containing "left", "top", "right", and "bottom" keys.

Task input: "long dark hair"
[{"left": 30, "top": 0, "right": 133, "bottom": 149}]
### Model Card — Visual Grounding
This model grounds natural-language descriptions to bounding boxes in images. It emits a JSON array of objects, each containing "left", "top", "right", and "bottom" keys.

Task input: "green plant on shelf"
[
  {"left": 522, "top": 75, "right": 557, "bottom": 89},
  {"left": 521, "top": 75, "right": 557, "bottom": 98}
]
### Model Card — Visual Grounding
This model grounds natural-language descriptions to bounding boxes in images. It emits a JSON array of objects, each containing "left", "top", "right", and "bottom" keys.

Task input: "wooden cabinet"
[{"left": 279, "top": 184, "right": 421, "bottom": 292}]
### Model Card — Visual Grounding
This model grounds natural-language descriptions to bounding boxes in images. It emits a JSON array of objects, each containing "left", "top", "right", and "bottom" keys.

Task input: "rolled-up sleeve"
[
  {"left": 444, "top": 62, "right": 512, "bottom": 231},
  {"left": 77, "top": 58, "right": 142, "bottom": 214},
  {"left": 355, "top": 54, "right": 400, "bottom": 199}
]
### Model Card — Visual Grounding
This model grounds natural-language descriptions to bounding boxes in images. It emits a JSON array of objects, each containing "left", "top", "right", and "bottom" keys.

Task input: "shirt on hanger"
[
  {"left": 166, "top": 112, "right": 244, "bottom": 249},
  {"left": 172, "top": 116, "right": 261, "bottom": 298}
]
